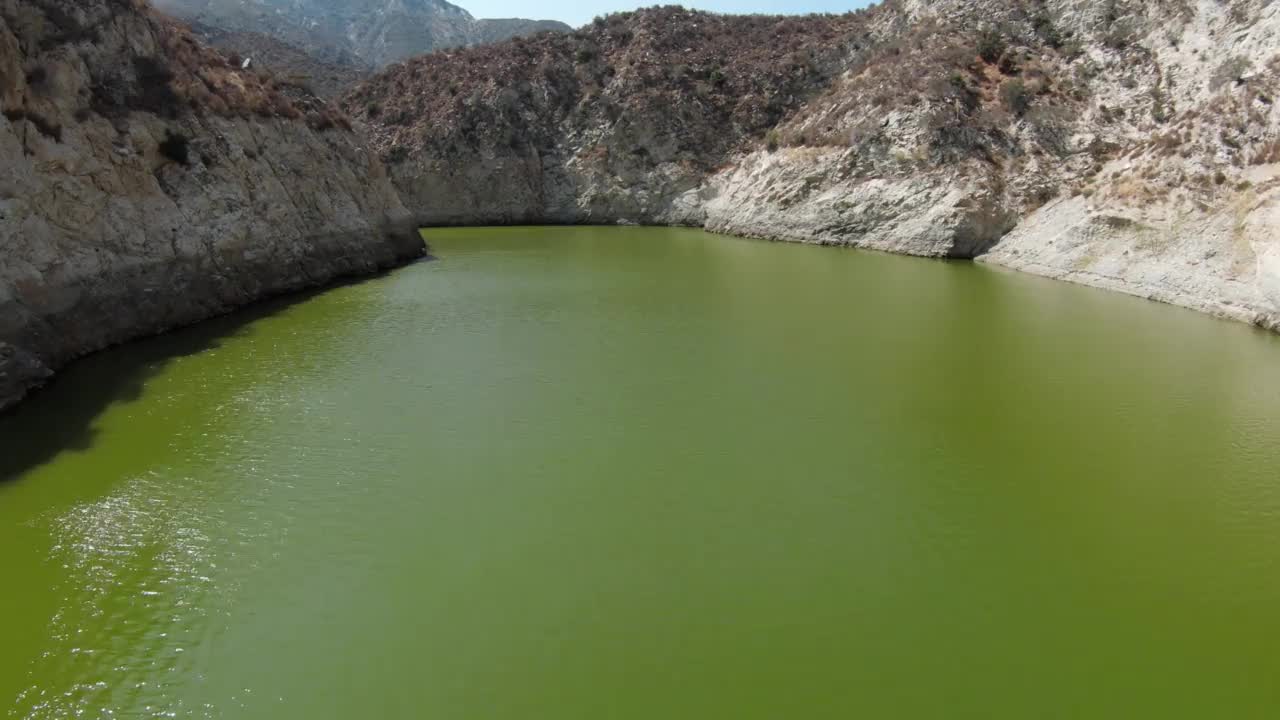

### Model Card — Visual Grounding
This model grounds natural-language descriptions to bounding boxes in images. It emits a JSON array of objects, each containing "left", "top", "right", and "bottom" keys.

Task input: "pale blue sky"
[{"left": 468, "top": 0, "right": 877, "bottom": 29}]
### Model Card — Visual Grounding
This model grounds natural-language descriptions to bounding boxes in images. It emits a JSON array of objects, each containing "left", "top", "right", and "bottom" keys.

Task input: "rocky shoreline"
[
  {"left": 351, "top": 1, "right": 1280, "bottom": 335},
  {"left": 6, "top": 0, "right": 1280, "bottom": 414}
]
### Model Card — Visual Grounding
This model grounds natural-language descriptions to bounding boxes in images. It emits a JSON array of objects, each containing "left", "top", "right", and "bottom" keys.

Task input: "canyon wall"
[
  {"left": 349, "top": 0, "right": 1280, "bottom": 329},
  {"left": 0, "top": 0, "right": 424, "bottom": 411}
]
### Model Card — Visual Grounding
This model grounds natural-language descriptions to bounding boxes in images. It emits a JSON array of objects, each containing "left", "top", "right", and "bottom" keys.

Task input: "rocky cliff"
[
  {"left": 152, "top": 0, "right": 572, "bottom": 69},
  {"left": 0, "top": 0, "right": 424, "bottom": 411},
  {"left": 347, "top": 0, "right": 1280, "bottom": 330},
  {"left": 344, "top": 7, "right": 889, "bottom": 224}
]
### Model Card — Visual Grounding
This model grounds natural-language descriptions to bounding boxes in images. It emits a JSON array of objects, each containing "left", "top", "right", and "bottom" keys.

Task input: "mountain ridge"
[{"left": 152, "top": 0, "right": 572, "bottom": 69}]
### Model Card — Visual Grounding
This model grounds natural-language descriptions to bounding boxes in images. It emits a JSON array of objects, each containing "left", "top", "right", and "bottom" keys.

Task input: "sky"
[{"left": 465, "top": 0, "right": 877, "bottom": 29}]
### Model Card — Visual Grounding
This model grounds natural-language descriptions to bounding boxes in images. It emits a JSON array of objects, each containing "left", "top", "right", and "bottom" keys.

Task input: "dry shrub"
[
  {"left": 1252, "top": 139, "right": 1280, "bottom": 165},
  {"left": 73, "top": 6, "right": 360, "bottom": 131}
]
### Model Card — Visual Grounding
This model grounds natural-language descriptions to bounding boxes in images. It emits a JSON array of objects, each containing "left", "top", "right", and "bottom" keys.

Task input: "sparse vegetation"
[
  {"left": 1000, "top": 78, "right": 1032, "bottom": 116},
  {"left": 1253, "top": 140, "right": 1280, "bottom": 165},
  {"left": 335, "top": 0, "right": 1277, "bottom": 221},
  {"left": 1210, "top": 56, "right": 1252, "bottom": 92},
  {"left": 1031, "top": 9, "right": 1064, "bottom": 49},
  {"left": 343, "top": 5, "right": 886, "bottom": 167},
  {"left": 977, "top": 26, "right": 1007, "bottom": 64},
  {"left": 1150, "top": 82, "right": 1171, "bottom": 124}
]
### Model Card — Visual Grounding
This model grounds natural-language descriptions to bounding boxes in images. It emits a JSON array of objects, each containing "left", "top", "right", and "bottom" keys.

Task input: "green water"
[{"left": 4, "top": 227, "right": 1280, "bottom": 718}]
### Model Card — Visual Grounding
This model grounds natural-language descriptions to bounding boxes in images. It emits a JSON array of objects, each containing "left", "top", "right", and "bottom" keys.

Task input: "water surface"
[{"left": 4, "top": 226, "right": 1280, "bottom": 718}]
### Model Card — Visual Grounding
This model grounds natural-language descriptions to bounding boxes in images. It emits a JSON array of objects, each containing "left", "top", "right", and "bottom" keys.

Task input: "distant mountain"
[
  {"left": 473, "top": 18, "right": 576, "bottom": 46},
  {"left": 186, "top": 23, "right": 372, "bottom": 99},
  {"left": 151, "top": 0, "right": 572, "bottom": 68}
]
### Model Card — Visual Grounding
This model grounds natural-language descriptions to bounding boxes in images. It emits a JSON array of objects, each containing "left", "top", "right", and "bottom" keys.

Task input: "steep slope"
[
  {"left": 347, "top": 0, "right": 1280, "bottom": 330},
  {"left": 972, "top": 1, "right": 1280, "bottom": 328},
  {"left": 344, "top": 6, "right": 895, "bottom": 225},
  {"left": 0, "top": 0, "right": 425, "bottom": 411},
  {"left": 152, "top": 0, "right": 572, "bottom": 68},
  {"left": 187, "top": 24, "right": 372, "bottom": 99}
]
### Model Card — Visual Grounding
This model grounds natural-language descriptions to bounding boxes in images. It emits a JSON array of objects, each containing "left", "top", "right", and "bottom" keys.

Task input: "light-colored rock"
[
  {"left": 982, "top": 185, "right": 1280, "bottom": 331},
  {"left": 358, "top": 0, "right": 1280, "bottom": 334},
  {"left": 702, "top": 148, "right": 1016, "bottom": 258}
]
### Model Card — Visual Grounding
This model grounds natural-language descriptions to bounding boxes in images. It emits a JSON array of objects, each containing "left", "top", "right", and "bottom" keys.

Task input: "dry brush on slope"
[
  {"left": 347, "top": 0, "right": 1280, "bottom": 328},
  {"left": 342, "top": 4, "right": 895, "bottom": 223}
]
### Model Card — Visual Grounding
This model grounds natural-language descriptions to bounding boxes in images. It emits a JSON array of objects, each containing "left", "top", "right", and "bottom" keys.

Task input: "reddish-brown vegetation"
[{"left": 343, "top": 5, "right": 888, "bottom": 166}]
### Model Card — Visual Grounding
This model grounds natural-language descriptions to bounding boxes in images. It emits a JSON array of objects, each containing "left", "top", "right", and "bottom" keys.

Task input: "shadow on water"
[{"left": 0, "top": 264, "right": 425, "bottom": 486}]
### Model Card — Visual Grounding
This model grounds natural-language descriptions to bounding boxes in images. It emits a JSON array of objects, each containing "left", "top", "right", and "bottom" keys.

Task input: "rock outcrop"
[
  {"left": 0, "top": 0, "right": 424, "bottom": 411},
  {"left": 975, "top": 1, "right": 1280, "bottom": 330},
  {"left": 348, "top": 1, "right": 1280, "bottom": 329}
]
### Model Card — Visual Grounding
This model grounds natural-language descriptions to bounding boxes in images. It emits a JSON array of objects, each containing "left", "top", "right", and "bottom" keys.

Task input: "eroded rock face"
[
  {"left": 347, "top": 7, "right": 893, "bottom": 223},
  {"left": 351, "top": 1, "right": 1280, "bottom": 327},
  {"left": 700, "top": 149, "right": 1017, "bottom": 258},
  {"left": 973, "top": 1, "right": 1280, "bottom": 329},
  {"left": 0, "top": 0, "right": 424, "bottom": 411}
]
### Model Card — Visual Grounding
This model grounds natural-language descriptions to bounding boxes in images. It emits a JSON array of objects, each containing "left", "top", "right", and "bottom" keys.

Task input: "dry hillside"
[{"left": 346, "top": 0, "right": 1280, "bottom": 328}]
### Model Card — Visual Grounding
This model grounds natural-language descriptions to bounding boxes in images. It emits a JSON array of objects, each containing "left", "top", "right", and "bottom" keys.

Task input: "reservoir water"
[{"left": 4, "top": 226, "right": 1280, "bottom": 718}]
